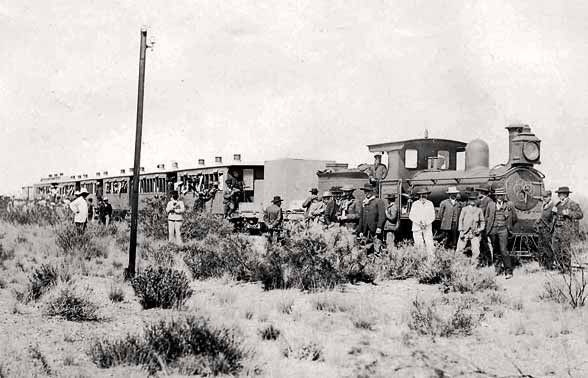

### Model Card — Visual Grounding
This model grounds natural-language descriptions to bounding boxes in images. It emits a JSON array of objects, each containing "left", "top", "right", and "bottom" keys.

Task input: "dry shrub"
[
  {"left": 142, "top": 242, "right": 175, "bottom": 267},
  {"left": 256, "top": 226, "right": 373, "bottom": 291},
  {"left": 89, "top": 316, "right": 248, "bottom": 376},
  {"left": 0, "top": 204, "right": 68, "bottom": 226},
  {"left": 540, "top": 245, "right": 588, "bottom": 308},
  {"left": 312, "top": 292, "right": 352, "bottom": 313},
  {"left": 182, "top": 234, "right": 261, "bottom": 281},
  {"left": 108, "top": 284, "right": 125, "bottom": 303},
  {"left": 24, "top": 263, "right": 71, "bottom": 302},
  {"left": 140, "top": 196, "right": 168, "bottom": 239},
  {"left": 45, "top": 285, "right": 101, "bottom": 321},
  {"left": 443, "top": 262, "right": 497, "bottom": 294},
  {"left": 283, "top": 342, "right": 324, "bottom": 361},
  {"left": 375, "top": 242, "right": 430, "bottom": 280},
  {"left": 415, "top": 247, "right": 457, "bottom": 284},
  {"left": 407, "top": 296, "right": 482, "bottom": 337},
  {"left": 131, "top": 265, "right": 193, "bottom": 309},
  {"left": 55, "top": 224, "right": 108, "bottom": 260}
]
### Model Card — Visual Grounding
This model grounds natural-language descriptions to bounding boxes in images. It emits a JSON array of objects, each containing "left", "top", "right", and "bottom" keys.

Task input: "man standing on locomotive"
[
  {"left": 166, "top": 190, "right": 185, "bottom": 244},
  {"left": 409, "top": 188, "right": 436, "bottom": 257},
  {"left": 437, "top": 187, "right": 462, "bottom": 250},
  {"left": 535, "top": 190, "right": 555, "bottom": 269},
  {"left": 457, "top": 194, "right": 485, "bottom": 263},
  {"left": 551, "top": 186, "right": 583, "bottom": 271},
  {"left": 485, "top": 188, "right": 517, "bottom": 279}
]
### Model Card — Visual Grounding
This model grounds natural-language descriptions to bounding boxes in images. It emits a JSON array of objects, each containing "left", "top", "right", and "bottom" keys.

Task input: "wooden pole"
[{"left": 126, "top": 27, "right": 148, "bottom": 279}]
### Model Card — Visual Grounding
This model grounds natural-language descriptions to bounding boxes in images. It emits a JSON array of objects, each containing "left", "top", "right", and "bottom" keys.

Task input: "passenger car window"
[{"left": 405, "top": 149, "right": 418, "bottom": 169}]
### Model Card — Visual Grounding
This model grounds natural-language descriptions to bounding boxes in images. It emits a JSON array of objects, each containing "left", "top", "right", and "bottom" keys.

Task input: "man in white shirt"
[
  {"left": 166, "top": 190, "right": 185, "bottom": 244},
  {"left": 69, "top": 188, "right": 89, "bottom": 233},
  {"left": 409, "top": 187, "right": 436, "bottom": 257}
]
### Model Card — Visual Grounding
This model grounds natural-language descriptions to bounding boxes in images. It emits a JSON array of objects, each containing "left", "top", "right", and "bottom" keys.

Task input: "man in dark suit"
[
  {"left": 477, "top": 185, "right": 493, "bottom": 266},
  {"left": 485, "top": 187, "right": 517, "bottom": 278},
  {"left": 321, "top": 191, "right": 338, "bottom": 226},
  {"left": 551, "top": 186, "right": 584, "bottom": 272},
  {"left": 438, "top": 186, "right": 462, "bottom": 249},
  {"left": 358, "top": 183, "right": 386, "bottom": 240},
  {"left": 264, "top": 195, "right": 284, "bottom": 241}
]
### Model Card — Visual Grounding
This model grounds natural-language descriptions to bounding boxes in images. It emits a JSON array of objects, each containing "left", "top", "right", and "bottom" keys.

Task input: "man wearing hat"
[
  {"left": 358, "top": 183, "right": 386, "bottom": 243},
  {"left": 321, "top": 191, "right": 338, "bottom": 226},
  {"left": 457, "top": 194, "right": 485, "bottom": 262},
  {"left": 264, "top": 195, "right": 284, "bottom": 238},
  {"left": 338, "top": 185, "right": 361, "bottom": 232},
  {"left": 551, "top": 186, "right": 583, "bottom": 271},
  {"left": 438, "top": 187, "right": 462, "bottom": 250},
  {"left": 383, "top": 193, "right": 399, "bottom": 246},
  {"left": 477, "top": 185, "right": 493, "bottom": 266},
  {"left": 166, "top": 190, "right": 185, "bottom": 244},
  {"left": 409, "top": 187, "right": 436, "bottom": 256},
  {"left": 485, "top": 187, "right": 517, "bottom": 278},
  {"left": 302, "top": 188, "right": 319, "bottom": 219},
  {"left": 223, "top": 180, "right": 240, "bottom": 219},
  {"left": 69, "top": 188, "right": 89, "bottom": 233},
  {"left": 535, "top": 190, "right": 555, "bottom": 269}
]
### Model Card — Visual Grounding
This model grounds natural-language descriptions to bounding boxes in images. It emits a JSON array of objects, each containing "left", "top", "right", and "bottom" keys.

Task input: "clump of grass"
[
  {"left": 108, "top": 284, "right": 125, "bottom": 303},
  {"left": 29, "top": 344, "right": 52, "bottom": 376},
  {"left": 443, "top": 263, "right": 498, "bottom": 294},
  {"left": 376, "top": 242, "right": 430, "bottom": 280},
  {"left": 45, "top": 285, "right": 100, "bottom": 322},
  {"left": 0, "top": 243, "right": 15, "bottom": 264},
  {"left": 283, "top": 342, "right": 324, "bottom": 361},
  {"left": 277, "top": 297, "right": 295, "bottom": 314},
  {"left": 131, "top": 265, "right": 193, "bottom": 309},
  {"left": 25, "top": 263, "right": 71, "bottom": 302},
  {"left": 258, "top": 324, "right": 280, "bottom": 340},
  {"left": 312, "top": 292, "right": 351, "bottom": 313},
  {"left": 407, "top": 296, "right": 481, "bottom": 337},
  {"left": 0, "top": 277, "right": 7, "bottom": 289},
  {"left": 141, "top": 243, "right": 175, "bottom": 267},
  {"left": 88, "top": 316, "right": 248, "bottom": 376}
]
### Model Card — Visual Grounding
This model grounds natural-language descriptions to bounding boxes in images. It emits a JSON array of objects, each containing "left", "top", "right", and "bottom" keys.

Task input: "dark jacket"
[
  {"left": 322, "top": 199, "right": 338, "bottom": 225},
  {"left": 535, "top": 201, "right": 555, "bottom": 231},
  {"left": 553, "top": 198, "right": 583, "bottom": 237},
  {"left": 358, "top": 196, "right": 386, "bottom": 235},
  {"left": 438, "top": 199, "right": 461, "bottom": 230},
  {"left": 485, "top": 200, "right": 517, "bottom": 234},
  {"left": 263, "top": 204, "right": 283, "bottom": 230}
]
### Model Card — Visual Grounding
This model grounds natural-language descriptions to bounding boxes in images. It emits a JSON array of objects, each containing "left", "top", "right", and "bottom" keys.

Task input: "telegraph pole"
[{"left": 126, "top": 27, "right": 148, "bottom": 279}]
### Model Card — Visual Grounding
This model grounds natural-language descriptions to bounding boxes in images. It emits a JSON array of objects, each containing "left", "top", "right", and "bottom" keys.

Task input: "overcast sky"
[{"left": 1, "top": 0, "right": 587, "bottom": 195}]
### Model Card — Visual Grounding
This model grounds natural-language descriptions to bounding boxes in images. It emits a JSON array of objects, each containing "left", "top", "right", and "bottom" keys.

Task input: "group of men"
[
  {"left": 264, "top": 183, "right": 398, "bottom": 245},
  {"left": 68, "top": 188, "right": 113, "bottom": 233},
  {"left": 429, "top": 185, "right": 583, "bottom": 276}
]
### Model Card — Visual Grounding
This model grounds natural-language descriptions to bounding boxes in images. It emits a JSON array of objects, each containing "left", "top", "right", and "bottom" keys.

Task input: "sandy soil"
[{"left": 1, "top": 222, "right": 587, "bottom": 377}]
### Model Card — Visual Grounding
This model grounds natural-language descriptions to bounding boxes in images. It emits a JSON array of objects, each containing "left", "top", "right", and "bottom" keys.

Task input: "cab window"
[
  {"left": 405, "top": 149, "right": 418, "bottom": 169},
  {"left": 438, "top": 150, "right": 449, "bottom": 170}
]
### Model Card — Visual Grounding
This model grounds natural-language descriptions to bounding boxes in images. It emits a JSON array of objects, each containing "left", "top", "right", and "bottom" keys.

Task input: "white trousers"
[
  {"left": 168, "top": 220, "right": 182, "bottom": 244},
  {"left": 413, "top": 226, "right": 435, "bottom": 257}
]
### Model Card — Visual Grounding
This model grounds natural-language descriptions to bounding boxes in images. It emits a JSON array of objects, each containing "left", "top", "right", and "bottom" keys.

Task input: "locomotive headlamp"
[{"left": 523, "top": 142, "right": 540, "bottom": 161}]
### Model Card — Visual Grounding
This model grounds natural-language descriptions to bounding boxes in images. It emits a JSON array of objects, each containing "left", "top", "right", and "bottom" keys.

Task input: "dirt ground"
[{"left": 1, "top": 221, "right": 587, "bottom": 377}]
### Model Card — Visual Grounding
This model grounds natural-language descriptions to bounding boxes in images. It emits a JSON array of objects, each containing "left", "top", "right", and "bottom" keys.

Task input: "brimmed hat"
[
  {"left": 493, "top": 188, "right": 507, "bottom": 195},
  {"left": 384, "top": 193, "right": 397, "bottom": 200},
  {"left": 74, "top": 190, "right": 81, "bottom": 196},
  {"left": 415, "top": 187, "right": 431, "bottom": 195},
  {"left": 476, "top": 185, "right": 490, "bottom": 194},
  {"left": 446, "top": 186, "right": 460, "bottom": 194},
  {"left": 170, "top": 190, "right": 178, "bottom": 195},
  {"left": 359, "top": 183, "right": 374, "bottom": 191},
  {"left": 555, "top": 186, "right": 572, "bottom": 194},
  {"left": 341, "top": 185, "right": 355, "bottom": 192},
  {"left": 543, "top": 190, "right": 552, "bottom": 197},
  {"left": 272, "top": 195, "right": 283, "bottom": 203},
  {"left": 80, "top": 188, "right": 89, "bottom": 195},
  {"left": 309, "top": 188, "right": 318, "bottom": 195},
  {"left": 330, "top": 187, "right": 343, "bottom": 194},
  {"left": 467, "top": 194, "right": 478, "bottom": 200},
  {"left": 322, "top": 191, "right": 332, "bottom": 198}
]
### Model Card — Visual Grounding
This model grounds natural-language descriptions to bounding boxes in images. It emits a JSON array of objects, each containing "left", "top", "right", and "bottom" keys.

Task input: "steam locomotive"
[
  {"left": 30, "top": 123, "right": 544, "bottom": 251},
  {"left": 318, "top": 124, "right": 545, "bottom": 253}
]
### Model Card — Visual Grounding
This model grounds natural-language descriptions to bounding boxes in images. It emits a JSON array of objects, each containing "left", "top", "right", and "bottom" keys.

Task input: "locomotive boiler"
[{"left": 317, "top": 124, "right": 545, "bottom": 252}]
